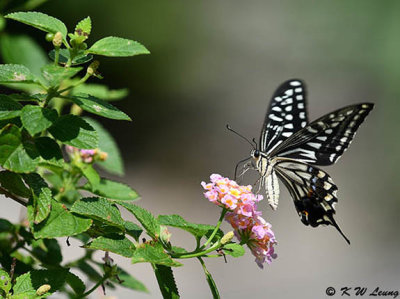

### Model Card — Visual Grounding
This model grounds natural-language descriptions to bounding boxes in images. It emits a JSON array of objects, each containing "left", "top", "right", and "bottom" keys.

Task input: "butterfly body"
[{"left": 240, "top": 79, "right": 374, "bottom": 244}]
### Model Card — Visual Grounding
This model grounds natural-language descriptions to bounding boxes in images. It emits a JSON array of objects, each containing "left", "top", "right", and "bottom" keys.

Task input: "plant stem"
[
  {"left": 0, "top": 186, "right": 27, "bottom": 207},
  {"left": 78, "top": 275, "right": 107, "bottom": 298},
  {"left": 172, "top": 242, "right": 221, "bottom": 259},
  {"left": 54, "top": 47, "right": 60, "bottom": 65},
  {"left": 202, "top": 208, "right": 227, "bottom": 249},
  {"left": 57, "top": 72, "right": 91, "bottom": 95},
  {"left": 198, "top": 257, "right": 220, "bottom": 299}
]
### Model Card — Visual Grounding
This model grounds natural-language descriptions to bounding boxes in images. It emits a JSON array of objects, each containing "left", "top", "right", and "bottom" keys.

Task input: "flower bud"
[
  {"left": 87, "top": 60, "right": 100, "bottom": 76},
  {"left": 52, "top": 32, "right": 63, "bottom": 47},
  {"left": 221, "top": 231, "right": 234, "bottom": 245},
  {"left": 45, "top": 33, "right": 54, "bottom": 42},
  {"left": 36, "top": 284, "right": 51, "bottom": 295}
]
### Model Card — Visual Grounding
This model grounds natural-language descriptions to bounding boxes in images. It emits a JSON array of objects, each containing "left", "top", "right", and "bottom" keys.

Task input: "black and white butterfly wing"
[
  {"left": 274, "top": 159, "right": 350, "bottom": 244},
  {"left": 270, "top": 103, "right": 374, "bottom": 165},
  {"left": 260, "top": 79, "right": 309, "bottom": 154}
]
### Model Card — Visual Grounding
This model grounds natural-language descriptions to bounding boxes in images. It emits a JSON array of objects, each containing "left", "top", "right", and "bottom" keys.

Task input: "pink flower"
[{"left": 201, "top": 174, "right": 277, "bottom": 268}]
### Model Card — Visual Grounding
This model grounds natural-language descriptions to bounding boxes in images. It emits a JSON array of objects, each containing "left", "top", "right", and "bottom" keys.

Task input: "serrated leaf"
[
  {"left": 21, "top": 105, "right": 58, "bottom": 136},
  {"left": 41, "top": 65, "right": 82, "bottom": 87},
  {"left": 32, "top": 200, "right": 92, "bottom": 238},
  {"left": 84, "top": 234, "right": 135, "bottom": 257},
  {"left": 48, "top": 114, "right": 98, "bottom": 149},
  {"left": 158, "top": 215, "right": 218, "bottom": 239},
  {"left": 71, "top": 197, "right": 124, "bottom": 229},
  {"left": 23, "top": 173, "right": 52, "bottom": 224},
  {"left": 84, "top": 117, "right": 124, "bottom": 175},
  {"left": 13, "top": 268, "right": 68, "bottom": 295},
  {"left": 0, "top": 94, "right": 22, "bottom": 120},
  {"left": 0, "top": 125, "right": 40, "bottom": 173},
  {"left": 0, "top": 64, "right": 37, "bottom": 84},
  {"left": 132, "top": 242, "right": 182, "bottom": 267},
  {"left": 65, "top": 272, "right": 85, "bottom": 295},
  {"left": 111, "top": 267, "right": 148, "bottom": 292},
  {"left": 8, "top": 93, "right": 44, "bottom": 102},
  {"left": 153, "top": 264, "right": 180, "bottom": 298},
  {"left": 119, "top": 202, "right": 160, "bottom": 239},
  {"left": 83, "top": 178, "right": 139, "bottom": 201},
  {"left": 223, "top": 243, "right": 245, "bottom": 258},
  {"left": 0, "top": 171, "right": 31, "bottom": 198},
  {"left": 0, "top": 269, "right": 12, "bottom": 294},
  {"left": 87, "top": 37, "right": 150, "bottom": 57},
  {"left": 75, "top": 16, "right": 91, "bottom": 37},
  {"left": 6, "top": 12, "right": 67, "bottom": 42},
  {"left": 31, "top": 239, "right": 62, "bottom": 265},
  {"left": 0, "top": 34, "right": 48, "bottom": 77},
  {"left": 35, "top": 137, "right": 63, "bottom": 166},
  {"left": 73, "top": 83, "right": 128, "bottom": 101},
  {"left": 123, "top": 221, "right": 143, "bottom": 241},
  {"left": 48, "top": 48, "right": 93, "bottom": 66},
  {"left": 66, "top": 94, "right": 131, "bottom": 120}
]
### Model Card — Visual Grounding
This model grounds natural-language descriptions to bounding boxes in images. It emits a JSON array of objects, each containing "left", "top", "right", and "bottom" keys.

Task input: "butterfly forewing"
[
  {"left": 260, "top": 79, "right": 309, "bottom": 154},
  {"left": 271, "top": 103, "right": 374, "bottom": 165}
]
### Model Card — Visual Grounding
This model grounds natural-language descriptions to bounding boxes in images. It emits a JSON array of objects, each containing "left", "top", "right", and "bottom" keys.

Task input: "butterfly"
[{"left": 230, "top": 79, "right": 374, "bottom": 244}]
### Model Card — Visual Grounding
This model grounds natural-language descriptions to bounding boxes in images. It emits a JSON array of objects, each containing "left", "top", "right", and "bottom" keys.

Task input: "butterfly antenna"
[
  {"left": 226, "top": 124, "right": 256, "bottom": 150},
  {"left": 252, "top": 138, "right": 258, "bottom": 149}
]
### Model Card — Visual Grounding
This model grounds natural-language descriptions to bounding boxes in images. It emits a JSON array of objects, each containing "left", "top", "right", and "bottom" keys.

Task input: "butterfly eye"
[{"left": 253, "top": 150, "right": 260, "bottom": 158}]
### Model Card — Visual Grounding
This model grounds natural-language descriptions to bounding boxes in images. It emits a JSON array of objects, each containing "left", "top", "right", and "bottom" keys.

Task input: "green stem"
[
  {"left": 202, "top": 208, "right": 227, "bottom": 249},
  {"left": 57, "top": 72, "right": 91, "bottom": 94},
  {"left": 78, "top": 275, "right": 107, "bottom": 298},
  {"left": 54, "top": 46, "right": 60, "bottom": 65},
  {"left": 198, "top": 257, "right": 220, "bottom": 299},
  {"left": 171, "top": 242, "right": 220, "bottom": 259},
  {"left": 0, "top": 186, "right": 27, "bottom": 207}
]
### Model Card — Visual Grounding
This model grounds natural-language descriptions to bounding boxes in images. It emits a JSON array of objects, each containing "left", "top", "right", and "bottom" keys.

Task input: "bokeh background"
[{"left": 1, "top": 0, "right": 400, "bottom": 298}]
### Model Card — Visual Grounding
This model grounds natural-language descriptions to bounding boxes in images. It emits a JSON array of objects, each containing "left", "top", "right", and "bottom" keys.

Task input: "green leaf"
[
  {"left": 71, "top": 197, "right": 124, "bottom": 229},
  {"left": 73, "top": 16, "right": 91, "bottom": 43},
  {"left": 66, "top": 94, "right": 131, "bottom": 121},
  {"left": 35, "top": 137, "right": 63, "bottom": 166},
  {"left": 12, "top": 268, "right": 68, "bottom": 295},
  {"left": 75, "top": 260, "right": 102, "bottom": 282},
  {"left": 48, "top": 114, "right": 98, "bottom": 149},
  {"left": 48, "top": 49, "right": 93, "bottom": 66},
  {"left": 0, "top": 125, "right": 40, "bottom": 173},
  {"left": 223, "top": 243, "right": 245, "bottom": 258},
  {"left": 5, "top": 12, "right": 67, "bottom": 42},
  {"left": 0, "top": 94, "right": 22, "bottom": 120},
  {"left": 41, "top": 65, "right": 82, "bottom": 87},
  {"left": 32, "top": 200, "right": 92, "bottom": 238},
  {"left": 73, "top": 83, "right": 128, "bottom": 101},
  {"left": 84, "top": 117, "right": 124, "bottom": 175},
  {"left": 20, "top": 105, "right": 58, "bottom": 136},
  {"left": 0, "top": 34, "right": 48, "bottom": 77},
  {"left": 158, "top": 215, "right": 218, "bottom": 239},
  {"left": 7, "top": 93, "right": 44, "bottom": 102},
  {"left": 153, "top": 265, "right": 180, "bottom": 298},
  {"left": 65, "top": 272, "right": 85, "bottom": 295},
  {"left": 131, "top": 242, "right": 182, "bottom": 267},
  {"left": 76, "top": 163, "right": 100, "bottom": 187},
  {"left": 119, "top": 202, "right": 160, "bottom": 239},
  {"left": 0, "top": 269, "right": 11, "bottom": 294},
  {"left": 31, "top": 239, "right": 62, "bottom": 265},
  {"left": 84, "top": 234, "right": 135, "bottom": 257},
  {"left": 123, "top": 221, "right": 143, "bottom": 241},
  {"left": 0, "top": 218, "right": 15, "bottom": 233},
  {"left": 0, "top": 64, "right": 37, "bottom": 84},
  {"left": 87, "top": 36, "right": 150, "bottom": 57},
  {"left": 111, "top": 267, "right": 148, "bottom": 292},
  {"left": 0, "top": 171, "right": 31, "bottom": 198},
  {"left": 23, "top": 173, "right": 52, "bottom": 224},
  {"left": 198, "top": 258, "right": 220, "bottom": 299},
  {"left": 83, "top": 178, "right": 139, "bottom": 201}
]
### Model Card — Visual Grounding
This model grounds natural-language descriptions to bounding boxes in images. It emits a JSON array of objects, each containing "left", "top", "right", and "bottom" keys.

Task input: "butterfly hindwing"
[
  {"left": 271, "top": 103, "right": 374, "bottom": 165},
  {"left": 260, "top": 79, "right": 309, "bottom": 154},
  {"left": 274, "top": 159, "right": 350, "bottom": 244}
]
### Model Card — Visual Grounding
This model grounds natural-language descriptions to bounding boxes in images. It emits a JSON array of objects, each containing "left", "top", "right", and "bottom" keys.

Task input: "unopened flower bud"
[
  {"left": 99, "top": 152, "right": 108, "bottom": 161},
  {"left": 160, "top": 225, "right": 172, "bottom": 244},
  {"left": 36, "top": 284, "right": 51, "bottom": 295},
  {"left": 45, "top": 32, "right": 54, "bottom": 42},
  {"left": 87, "top": 60, "right": 100, "bottom": 76},
  {"left": 52, "top": 32, "right": 63, "bottom": 47},
  {"left": 221, "top": 231, "right": 234, "bottom": 245}
]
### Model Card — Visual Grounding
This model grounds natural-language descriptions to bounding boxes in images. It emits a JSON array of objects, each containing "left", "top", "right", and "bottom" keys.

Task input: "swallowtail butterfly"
[{"left": 232, "top": 79, "right": 374, "bottom": 244}]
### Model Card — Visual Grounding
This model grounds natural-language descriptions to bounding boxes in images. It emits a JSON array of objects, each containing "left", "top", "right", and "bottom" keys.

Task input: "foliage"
[{"left": 0, "top": 6, "right": 246, "bottom": 299}]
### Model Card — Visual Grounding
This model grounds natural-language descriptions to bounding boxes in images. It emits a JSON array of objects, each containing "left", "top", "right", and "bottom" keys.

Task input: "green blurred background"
[{"left": 1, "top": 0, "right": 399, "bottom": 298}]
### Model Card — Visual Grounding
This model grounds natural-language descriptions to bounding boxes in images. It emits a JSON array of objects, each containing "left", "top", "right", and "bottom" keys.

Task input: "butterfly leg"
[{"left": 236, "top": 162, "right": 251, "bottom": 183}]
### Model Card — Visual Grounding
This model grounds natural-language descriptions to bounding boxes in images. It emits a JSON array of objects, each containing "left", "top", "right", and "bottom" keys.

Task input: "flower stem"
[
  {"left": 57, "top": 72, "right": 91, "bottom": 95},
  {"left": 78, "top": 275, "right": 107, "bottom": 298},
  {"left": 54, "top": 47, "right": 60, "bottom": 65},
  {"left": 202, "top": 208, "right": 227, "bottom": 249}
]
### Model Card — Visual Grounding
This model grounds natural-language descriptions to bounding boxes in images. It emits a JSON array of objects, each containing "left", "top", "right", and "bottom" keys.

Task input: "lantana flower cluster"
[
  {"left": 201, "top": 174, "right": 277, "bottom": 268},
  {"left": 65, "top": 145, "right": 108, "bottom": 163}
]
